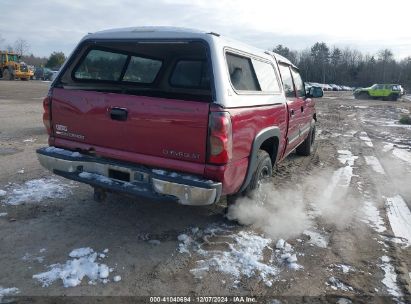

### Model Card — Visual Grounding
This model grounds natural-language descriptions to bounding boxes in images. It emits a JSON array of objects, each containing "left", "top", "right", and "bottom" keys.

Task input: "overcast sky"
[{"left": 1, "top": 0, "right": 410, "bottom": 59}]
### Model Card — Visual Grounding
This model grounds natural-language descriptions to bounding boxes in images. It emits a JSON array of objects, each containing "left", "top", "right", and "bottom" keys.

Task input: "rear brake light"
[
  {"left": 42, "top": 93, "right": 52, "bottom": 135},
  {"left": 207, "top": 112, "right": 232, "bottom": 164}
]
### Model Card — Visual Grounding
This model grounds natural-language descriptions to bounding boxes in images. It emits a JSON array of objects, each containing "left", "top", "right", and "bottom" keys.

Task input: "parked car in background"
[
  {"left": 322, "top": 84, "right": 333, "bottom": 91},
  {"left": 354, "top": 84, "right": 402, "bottom": 101},
  {"left": 329, "top": 84, "right": 340, "bottom": 91},
  {"left": 305, "top": 83, "right": 324, "bottom": 97},
  {"left": 36, "top": 26, "right": 319, "bottom": 207},
  {"left": 51, "top": 70, "right": 59, "bottom": 81},
  {"left": 34, "top": 67, "right": 53, "bottom": 80}
]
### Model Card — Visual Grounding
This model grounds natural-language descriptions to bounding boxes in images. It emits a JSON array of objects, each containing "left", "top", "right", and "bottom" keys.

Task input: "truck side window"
[
  {"left": 278, "top": 64, "right": 295, "bottom": 98},
  {"left": 226, "top": 53, "right": 260, "bottom": 91},
  {"left": 252, "top": 59, "right": 281, "bottom": 92},
  {"left": 290, "top": 68, "right": 305, "bottom": 98}
]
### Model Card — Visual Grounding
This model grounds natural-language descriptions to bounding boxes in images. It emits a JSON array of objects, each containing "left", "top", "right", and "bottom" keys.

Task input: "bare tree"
[{"left": 13, "top": 38, "right": 30, "bottom": 56}]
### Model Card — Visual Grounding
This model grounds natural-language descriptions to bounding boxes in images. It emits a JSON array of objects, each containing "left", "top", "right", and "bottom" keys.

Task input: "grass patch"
[{"left": 399, "top": 115, "right": 411, "bottom": 125}]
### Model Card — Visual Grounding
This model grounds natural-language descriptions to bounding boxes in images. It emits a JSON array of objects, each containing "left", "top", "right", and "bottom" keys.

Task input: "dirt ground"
[{"left": 0, "top": 81, "right": 410, "bottom": 304}]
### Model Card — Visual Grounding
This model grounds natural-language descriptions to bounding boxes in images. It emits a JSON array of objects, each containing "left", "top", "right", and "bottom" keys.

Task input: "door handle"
[
  {"left": 290, "top": 109, "right": 295, "bottom": 117},
  {"left": 301, "top": 106, "right": 304, "bottom": 113},
  {"left": 110, "top": 107, "right": 128, "bottom": 121}
]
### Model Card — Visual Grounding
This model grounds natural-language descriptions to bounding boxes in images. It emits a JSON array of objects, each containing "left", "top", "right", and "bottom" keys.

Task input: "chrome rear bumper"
[{"left": 37, "top": 147, "right": 221, "bottom": 206}]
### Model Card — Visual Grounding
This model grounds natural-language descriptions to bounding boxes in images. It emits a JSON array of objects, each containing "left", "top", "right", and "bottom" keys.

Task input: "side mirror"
[{"left": 307, "top": 87, "right": 323, "bottom": 98}]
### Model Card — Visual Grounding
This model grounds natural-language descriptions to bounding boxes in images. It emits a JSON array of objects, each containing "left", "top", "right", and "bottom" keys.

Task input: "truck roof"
[{"left": 84, "top": 26, "right": 295, "bottom": 67}]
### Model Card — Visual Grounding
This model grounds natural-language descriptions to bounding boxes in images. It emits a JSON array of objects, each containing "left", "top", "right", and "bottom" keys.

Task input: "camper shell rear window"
[
  {"left": 58, "top": 40, "right": 214, "bottom": 102},
  {"left": 73, "top": 49, "right": 163, "bottom": 84}
]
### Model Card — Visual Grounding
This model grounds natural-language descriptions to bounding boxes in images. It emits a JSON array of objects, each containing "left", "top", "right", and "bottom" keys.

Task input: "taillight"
[
  {"left": 207, "top": 112, "right": 232, "bottom": 164},
  {"left": 42, "top": 93, "right": 52, "bottom": 135}
]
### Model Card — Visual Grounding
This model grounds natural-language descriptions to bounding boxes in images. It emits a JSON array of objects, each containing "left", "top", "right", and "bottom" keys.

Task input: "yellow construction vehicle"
[{"left": 0, "top": 51, "right": 34, "bottom": 80}]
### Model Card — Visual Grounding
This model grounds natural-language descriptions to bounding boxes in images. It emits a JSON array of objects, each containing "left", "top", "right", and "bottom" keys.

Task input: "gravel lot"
[{"left": 0, "top": 81, "right": 410, "bottom": 303}]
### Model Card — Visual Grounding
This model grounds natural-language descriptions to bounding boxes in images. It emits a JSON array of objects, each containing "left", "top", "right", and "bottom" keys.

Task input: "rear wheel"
[
  {"left": 245, "top": 150, "right": 272, "bottom": 195},
  {"left": 225, "top": 149, "right": 272, "bottom": 215},
  {"left": 296, "top": 120, "right": 316, "bottom": 156},
  {"left": 390, "top": 94, "right": 398, "bottom": 101},
  {"left": 358, "top": 91, "right": 369, "bottom": 100}
]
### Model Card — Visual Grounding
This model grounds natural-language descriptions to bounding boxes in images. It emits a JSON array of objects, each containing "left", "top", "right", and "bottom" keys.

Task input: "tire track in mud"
[
  {"left": 300, "top": 98, "right": 410, "bottom": 301},
  {"left": 355, "top": 126, "right": 411, "bottom": 300},
  {"left": 327, "top": 98, "right": 411, "bottom": 301}
]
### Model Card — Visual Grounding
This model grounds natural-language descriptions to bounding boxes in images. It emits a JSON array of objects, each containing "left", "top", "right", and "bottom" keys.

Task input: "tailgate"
[{"left": 51, "top": 88, "right": 210, "bottom": 165}]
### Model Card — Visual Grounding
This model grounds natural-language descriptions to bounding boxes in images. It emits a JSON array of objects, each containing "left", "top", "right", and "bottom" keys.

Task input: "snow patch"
[
  {"left": 364, "top": 156, "right": 386, "bottom": 174},
  {"left": 383, "top": 143, "right": 394, "bottom": 152},
  {"left": 321, "top": 150, "right": 357, "bottom": 200},
  {"left": 0, "top": 190, "right": 7, "bottom": 197},
  {"left": 328, "top": 277, "right": 353, "bottom": 291},
  {"left": 359, "top": 132, "right": 373, "bottom": 147},
  {"left": 303, "top": 229, "right": 328, "bottom": 248},
  {"left": 69, "top": 247, "right": 94, "bottom": 258},
  {"left": 33, "top": 248, "right": 115, "bottom": 288},
  {"left": 0, "top": 286, "right": 20, "bottom": 300},
  {"left": 361, "top": 201, "right": 386, "bottom": 233},
  {"left": 336, "top": 298, "right": 352, "bottom": 304},
  {"left": 0, "top": 212, "right": 7, "bottom": 217},
  {"left": 5, "top": 178, "right": 73, "bottom": 205},
  {"left": 79, "top": 172, "right": 113, "bottom": 185},
  {"left": 274, "top": 240, "right": 303, "bottom": 271},
  {"left": 392, "top": 148, "right": 411, "bottom": 164},
  {"left": 44, "top": 146, "right": 82, "bottom": 158},
  {"left": 177, "top": 233, "right": 193, "bottom": 254},
  {"left": 337, "top": 150, "right": 358, "bottom": 167},
  {"left": 380, "top": 256, "right": 403, "bottom": 297},
  {"left": 179, "top": 225, "right": 291, "bottom": 287},
  {"left": 191, "top": 231, "right": 279, "bottom": 286},
  {"left": 385, "top": 195, "right": 411, "bottom": 246},
  {"left": 336, "top": 264, "right": 354, "bottom": 274}
]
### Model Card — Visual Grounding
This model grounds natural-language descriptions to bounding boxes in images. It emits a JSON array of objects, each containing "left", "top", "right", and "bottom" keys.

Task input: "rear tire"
[
  {"left": 225, "top": 149, "right": 274, "bottom": 213},
  {"left": 296, "top": 120, "right": 316, "bottom": 156},
  {"left": 225, "top": 150, "right": 272, "bottom": 218},
  {"left": 245, "top": 150, "right": 272, "bottom": 195}
]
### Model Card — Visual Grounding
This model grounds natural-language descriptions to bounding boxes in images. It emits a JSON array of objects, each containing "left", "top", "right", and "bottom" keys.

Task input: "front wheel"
[{"left": 296, "top": 120, "right": 316, "bottom": 156}]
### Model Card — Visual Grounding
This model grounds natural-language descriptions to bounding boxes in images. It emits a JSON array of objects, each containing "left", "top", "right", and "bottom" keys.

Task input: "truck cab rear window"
[{"left": 74, "top": 49, "right": 162, "bottom": 83}]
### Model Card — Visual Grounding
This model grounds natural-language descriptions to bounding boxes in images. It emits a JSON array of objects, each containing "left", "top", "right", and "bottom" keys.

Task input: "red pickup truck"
[{"left": 37, "top": 27, "right": 318, "bottom": 206}]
